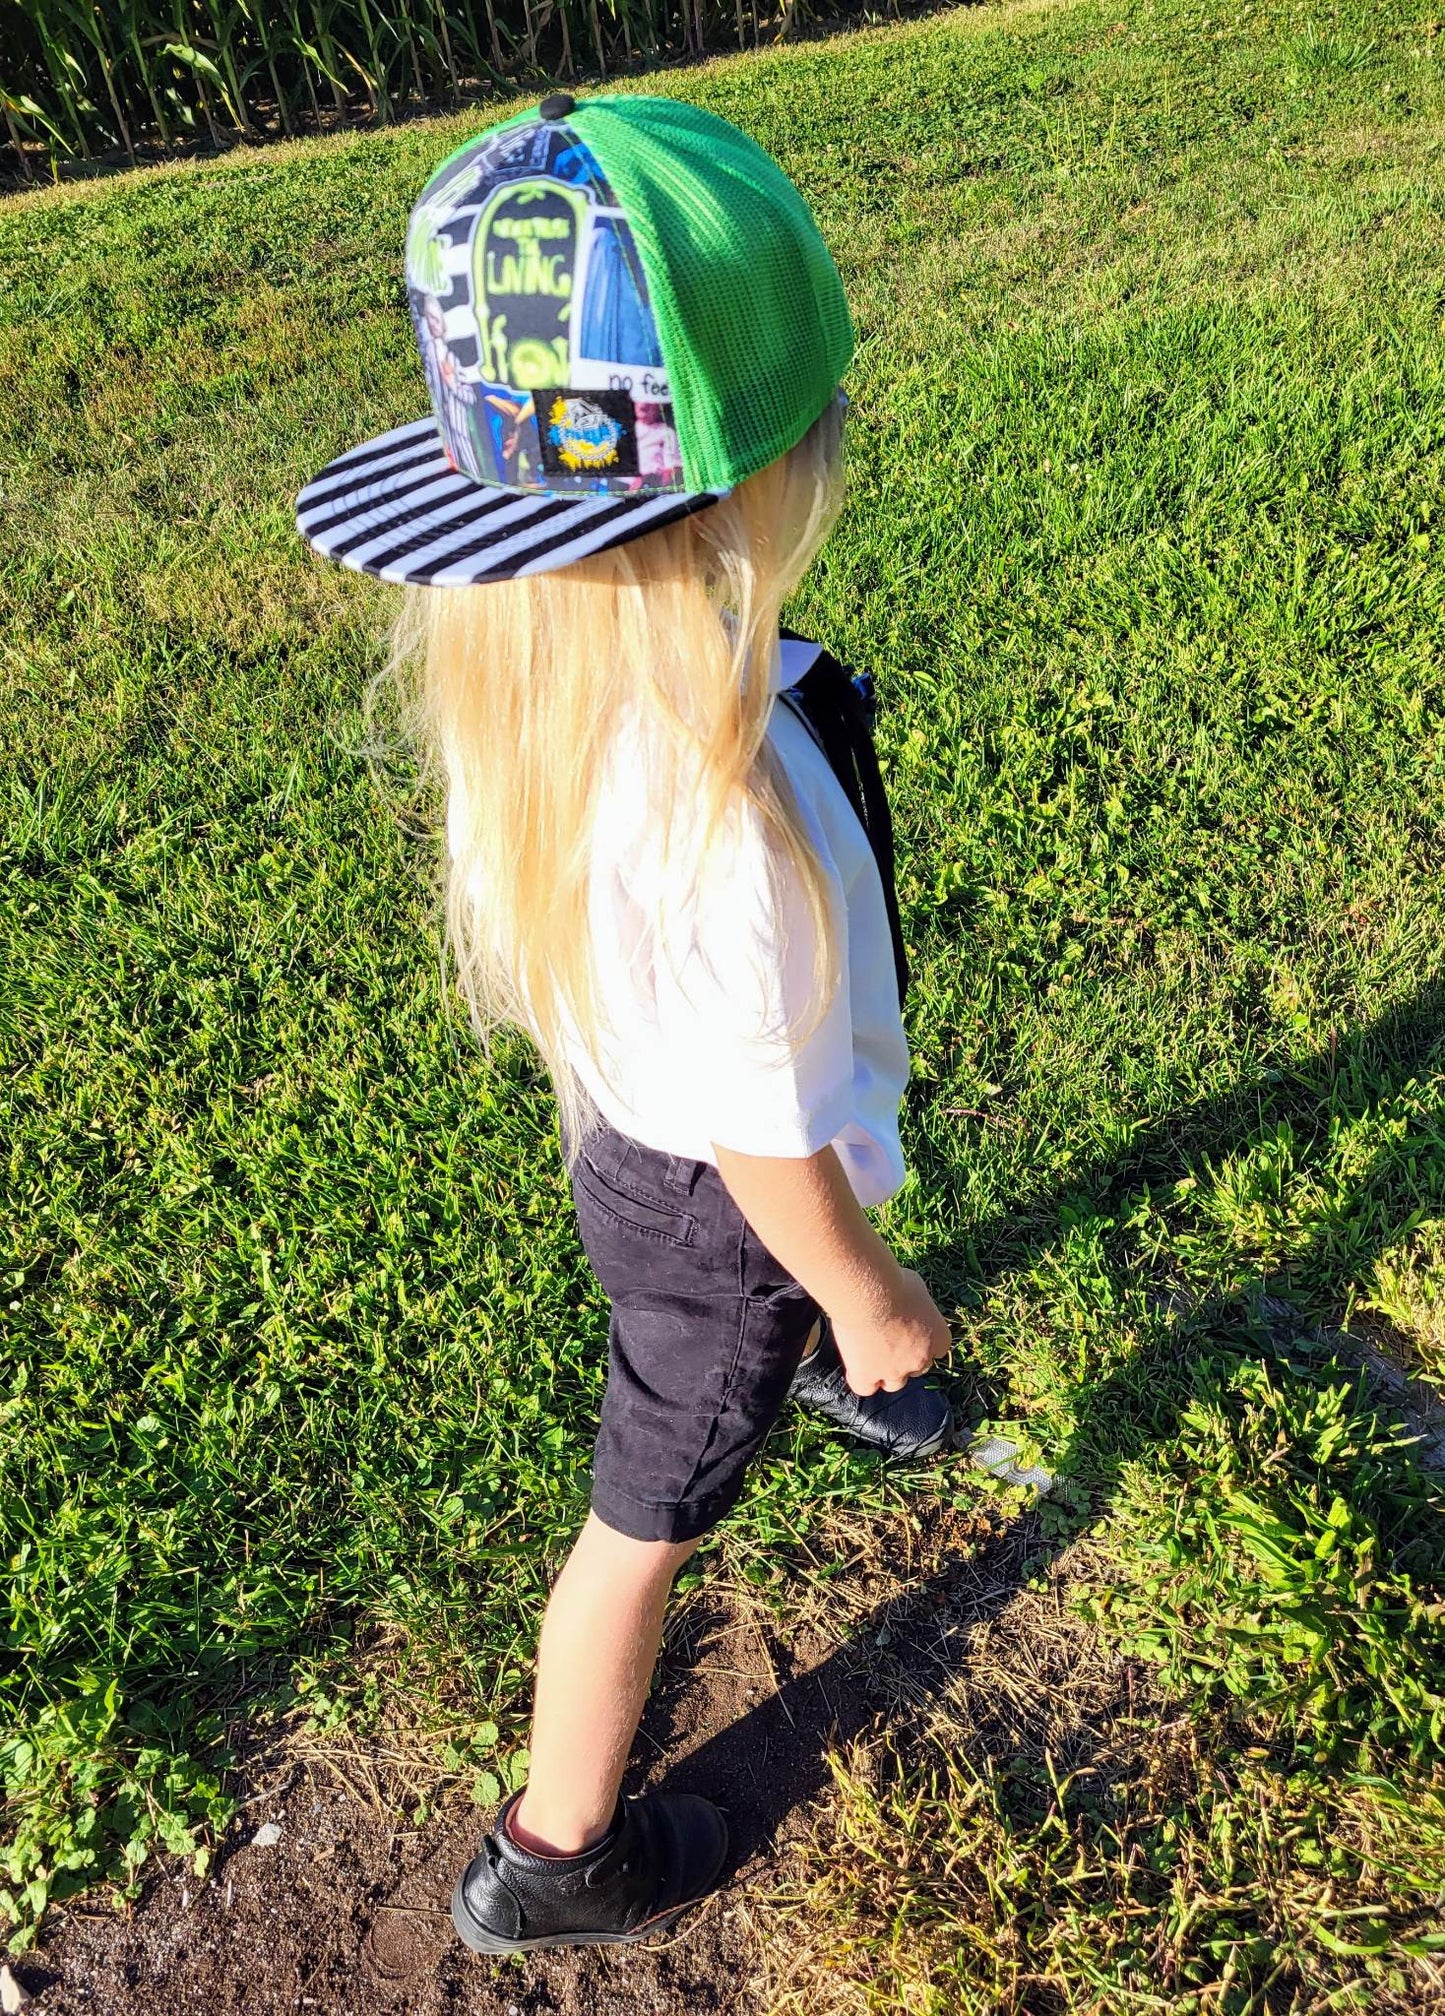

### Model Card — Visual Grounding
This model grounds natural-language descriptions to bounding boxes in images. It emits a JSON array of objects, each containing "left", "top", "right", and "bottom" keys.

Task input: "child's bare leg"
[{"left": 510, "top": 1512, "right": 699, "bottom": 1855}]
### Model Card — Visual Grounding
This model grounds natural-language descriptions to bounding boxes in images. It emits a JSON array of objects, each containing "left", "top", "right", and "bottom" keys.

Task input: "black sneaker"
[
  {"left": 450, "top": 1789, "right": 729, "bottom": 1955},
  {"left": 788, "top": 1320, "right": 953, "bottom": 1458}
]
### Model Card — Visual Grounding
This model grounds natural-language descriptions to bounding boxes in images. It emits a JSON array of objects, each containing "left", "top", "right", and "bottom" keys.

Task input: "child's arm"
[{"left": 712, "top": 1142, "right": 952, "bottom": 1395}]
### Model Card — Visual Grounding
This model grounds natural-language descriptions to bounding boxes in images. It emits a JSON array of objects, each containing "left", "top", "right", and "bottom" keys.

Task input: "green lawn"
[{"left": 6, "top": 0, "right": 1445, "bottom": 2003}]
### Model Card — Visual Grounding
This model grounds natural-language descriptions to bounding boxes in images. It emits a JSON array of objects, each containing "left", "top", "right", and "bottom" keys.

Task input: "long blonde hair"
[{"left": 388, "top": 397, "right": 845, "bottom": 1155}]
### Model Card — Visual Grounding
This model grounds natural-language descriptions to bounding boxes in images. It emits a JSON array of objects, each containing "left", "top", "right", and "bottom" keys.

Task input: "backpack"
[{"left": 776, "top": 635, "right": 910, "bottom": 1012}]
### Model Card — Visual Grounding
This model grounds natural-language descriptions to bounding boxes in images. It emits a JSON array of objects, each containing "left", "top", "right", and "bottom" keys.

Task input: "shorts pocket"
[
  {"left": 572, "top": 1150, "right": 700, "bottom": 1249},
  {"left": 762, "top": 1278, "right": 816, "bottom": 1311}
]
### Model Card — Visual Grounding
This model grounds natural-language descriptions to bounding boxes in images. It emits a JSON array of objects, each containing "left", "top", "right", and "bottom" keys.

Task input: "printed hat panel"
[{"left": 405, "top": 120, "right": 685, "bottom": 498}]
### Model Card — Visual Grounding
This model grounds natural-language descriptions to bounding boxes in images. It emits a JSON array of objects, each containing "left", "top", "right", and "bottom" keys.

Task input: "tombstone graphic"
[{"left": 472, "top": 178, "right": 588, "bottom": 392}]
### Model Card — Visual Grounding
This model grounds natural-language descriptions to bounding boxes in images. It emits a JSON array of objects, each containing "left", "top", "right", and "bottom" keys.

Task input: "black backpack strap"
[{"left": 776, "top": 635, "right": 910, "bottom": 1012}]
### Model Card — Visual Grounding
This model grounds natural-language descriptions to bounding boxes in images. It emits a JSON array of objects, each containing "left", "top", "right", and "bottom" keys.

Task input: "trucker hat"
[{"left": 294, "top": 92, "right": 853, "bottom": 587}]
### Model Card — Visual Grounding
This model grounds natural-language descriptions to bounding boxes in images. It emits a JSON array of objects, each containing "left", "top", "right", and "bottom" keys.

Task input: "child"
[{"left": 296, "top": 91, "right": 954, "bottom": 1955}]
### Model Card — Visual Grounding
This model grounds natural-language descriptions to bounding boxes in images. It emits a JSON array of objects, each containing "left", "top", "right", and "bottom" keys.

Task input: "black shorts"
[{"left": 568, "top": 1121, "right": 822, "bottom": 1544}]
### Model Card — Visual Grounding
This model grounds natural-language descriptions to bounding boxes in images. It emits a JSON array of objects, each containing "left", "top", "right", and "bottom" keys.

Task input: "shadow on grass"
[{"left": 652, "top": 977, "right": 1445, "bottom": 1869}]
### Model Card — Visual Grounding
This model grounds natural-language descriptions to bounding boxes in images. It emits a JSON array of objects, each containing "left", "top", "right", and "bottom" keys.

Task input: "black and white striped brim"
[{"left": 295, "top": 417, "right": 724, "bottom": 587}]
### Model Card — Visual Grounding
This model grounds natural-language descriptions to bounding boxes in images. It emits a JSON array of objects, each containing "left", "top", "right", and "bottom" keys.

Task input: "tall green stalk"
[
  {"left": 344, "top": 0, "right": 392, "bottom": 120},
  {"left": 30, "top": 0, "right": 136, "bottom": 158},
  {"left": 200, "top": 0, "right": 256, "bottom": 135},
  {"left": 306, "top": 0, "right": 350, "bottom": 111},
  {"left": 13, "top": 4, "right": 94, "bottom": 156}
]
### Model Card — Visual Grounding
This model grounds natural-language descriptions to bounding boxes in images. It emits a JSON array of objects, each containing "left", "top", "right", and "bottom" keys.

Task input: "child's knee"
[{"left": 579, "top": 1509, "right": 700, "bottom": 1582}]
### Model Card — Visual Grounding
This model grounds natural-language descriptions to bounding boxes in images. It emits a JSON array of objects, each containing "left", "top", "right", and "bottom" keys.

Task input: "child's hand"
[
  {"left": 829, "top": 1268, "right": 953, "bottom": 1395},
  {"left": 710, "top": 1143, "right": 954, "bottom": 1396}
]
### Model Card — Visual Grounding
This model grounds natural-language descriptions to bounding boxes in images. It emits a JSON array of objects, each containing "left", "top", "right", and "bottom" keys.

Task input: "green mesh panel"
[{"left": 567, "top": 96, "right": 853, "bottom": 493}]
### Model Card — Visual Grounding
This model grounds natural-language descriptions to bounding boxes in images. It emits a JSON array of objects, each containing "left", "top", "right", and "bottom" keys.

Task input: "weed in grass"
[
  {"left": 1080, "top": 1335, "right": 1445, "bottom": 1767},
  {"left": 766, "top": 1719, "right": 1445, "bottom": 2013},
  {"left": 0, "top": 1680, "right": 229, "bottom": 1944},
  {"left": 1366, "top": 1220, "right": 1445, "bottom": 1388}
]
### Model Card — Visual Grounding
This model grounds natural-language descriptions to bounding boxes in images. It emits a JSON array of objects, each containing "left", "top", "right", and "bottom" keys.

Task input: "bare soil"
[{"left": 22, "top": 1501, "right": 1046, "bottom": 2016}]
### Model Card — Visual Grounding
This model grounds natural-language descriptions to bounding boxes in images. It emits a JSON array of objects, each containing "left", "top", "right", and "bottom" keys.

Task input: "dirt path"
[{"left": 26, "top": 1503, "right": 1043, "bottom": 2016}]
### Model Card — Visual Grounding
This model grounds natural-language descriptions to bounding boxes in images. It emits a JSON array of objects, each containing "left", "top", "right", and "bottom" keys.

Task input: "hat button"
[{"left": 538, "top": 93, "right": 576, "bottom": 120}]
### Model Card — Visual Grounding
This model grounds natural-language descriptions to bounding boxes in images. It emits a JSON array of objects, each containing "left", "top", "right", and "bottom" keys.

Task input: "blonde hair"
[{"left": 388, "top": 398, "right": 845, "bottom": 1156}]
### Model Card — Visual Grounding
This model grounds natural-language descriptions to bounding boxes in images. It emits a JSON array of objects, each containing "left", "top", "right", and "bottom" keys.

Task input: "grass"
[{"left": 5, "top": 0, "right": 1445, "bottom": 2001}]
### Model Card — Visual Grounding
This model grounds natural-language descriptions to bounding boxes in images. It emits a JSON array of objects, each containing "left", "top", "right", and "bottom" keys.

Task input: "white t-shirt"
[{"left": 564, "top": 636, "right": 910, "bottom": 1207}]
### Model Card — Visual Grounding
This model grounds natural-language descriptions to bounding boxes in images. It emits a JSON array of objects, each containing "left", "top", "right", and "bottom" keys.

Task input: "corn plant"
[{"left": 1, "top": 0, "right": 815, "bottom": 176}]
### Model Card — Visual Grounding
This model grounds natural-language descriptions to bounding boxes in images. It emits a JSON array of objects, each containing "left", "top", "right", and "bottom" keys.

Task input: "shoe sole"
[
  {"left": 449, "top": 1812, "right": 731, "bottom": 1956},
  {"left": 898, "top": 1420, "right": 951, "bottom": 1460}
]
